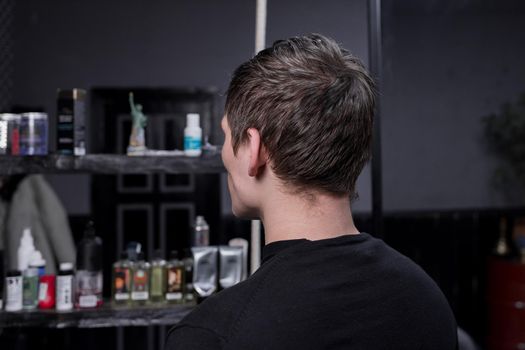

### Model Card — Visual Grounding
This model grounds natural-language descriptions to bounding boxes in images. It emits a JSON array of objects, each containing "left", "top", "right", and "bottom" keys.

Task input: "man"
[{"left": 166, "top": 34, "right": 458, "bottom": 349}]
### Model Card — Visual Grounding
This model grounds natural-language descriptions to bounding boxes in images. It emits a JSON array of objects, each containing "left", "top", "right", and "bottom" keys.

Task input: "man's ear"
[{"left": 247, "top": 128, "right": 267, "bottom": 177}]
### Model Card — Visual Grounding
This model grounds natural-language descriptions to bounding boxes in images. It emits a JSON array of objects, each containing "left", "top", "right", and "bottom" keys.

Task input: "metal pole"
[
  {"left": 250, "top": 0, "right": 267, "bottom": 274},
  {"left": 255, "top": 0, "right": 267, "bottom": 53},
  {"left": 368, "top": 0, "right": 384, "bottom": 238}
]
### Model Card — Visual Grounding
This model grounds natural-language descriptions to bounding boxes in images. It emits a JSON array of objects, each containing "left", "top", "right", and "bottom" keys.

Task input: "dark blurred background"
[{"left": 0, "top": 0, "right": 524, "bottom": 349}]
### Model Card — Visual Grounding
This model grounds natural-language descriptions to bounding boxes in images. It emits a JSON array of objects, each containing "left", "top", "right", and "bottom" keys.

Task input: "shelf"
[
  {"left": 0, "top": 152, "right": 225, "bottom": 175},
  {"left": 0, "top": 303, "right": 195, "bottom": 329}
]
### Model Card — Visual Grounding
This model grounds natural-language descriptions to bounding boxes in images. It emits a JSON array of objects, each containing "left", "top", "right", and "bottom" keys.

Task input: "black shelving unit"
[
  {"left": 0, "top": 153, "right": 224, "bottom": 175},
  {"left": 0, "top": 304, "right": 194, "bottom": 329}
]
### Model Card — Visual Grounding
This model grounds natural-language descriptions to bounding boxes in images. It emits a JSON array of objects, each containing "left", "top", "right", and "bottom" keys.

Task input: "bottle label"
[
  {"left": 38, "top": 282, "right": 48, "bottom": 301},
  {"left": 79, "top": 295, "right": 97, "bottom": 308},
  {"left": 115, "top": 292, "right": 130, "bottom": 301},
  {"left": 6, "top": 276, "right": 23, "bottom": 311},
  {"left": 167, "top": 267, "right": 183, "bottom": 292},
  {"left": 184, "top": 136, "right": 201, "bottom": 151},
  {"left": 11, "top": 128, "right": 20, "bottom": 155},
  {"left": 114, "top": 268, "right": 131, "bottom": 294},
  {"left": 23, "top": 275, "right": 38, "bottom": 308},
  {"left": 132, "top": 269, "right": 148, "bottom": 291},
  {"left": 75, "top": 271, "right": 102, "bottom": 308},
  {"left": 166, "top": 292, "right": 183, "bottom": 301},
  {"left": 56, "top": 275, "right": 73, "bottom": 309},
  {"left": 131, "top": 291, "right": 149, "bottom": 300}
]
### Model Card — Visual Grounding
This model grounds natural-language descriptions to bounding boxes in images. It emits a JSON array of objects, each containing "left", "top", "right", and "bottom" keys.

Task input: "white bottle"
[
  {"left": 56, "top": 262, "right": 74, "bottom": 311},
  {"left": 184, "top": 113, "right": 202, "bottom": 157},
  {"left": 17, "top": 228, "right": 36, "bottom": 272},
  {"left": 5, "top": 270, "right": 23, "bottom": 312}
]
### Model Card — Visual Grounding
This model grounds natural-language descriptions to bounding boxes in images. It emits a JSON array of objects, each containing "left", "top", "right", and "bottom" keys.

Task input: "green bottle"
[
  {"left": 22, "top": 266, "right": 39, "bottom": 310},
  {"left": 149, "top": 250, "right": 166, "bottom": 303}
]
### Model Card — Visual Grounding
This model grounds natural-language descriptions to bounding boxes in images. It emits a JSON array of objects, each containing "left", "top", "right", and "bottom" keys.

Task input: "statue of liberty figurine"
[{"left": 127, "top": 92, "right": 148, "bottom": 155}]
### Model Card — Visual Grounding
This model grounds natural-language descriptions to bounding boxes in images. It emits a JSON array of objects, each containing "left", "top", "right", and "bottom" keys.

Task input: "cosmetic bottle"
[
  {"left": 22, "top": 265, "right": 39, "bottom": 310},
  {"left": 112, "top": 252, "right": 132, "bottom": 305},
  {"left": 75, "top": 221, "right": 103, "bottom": 308},
  {"left": 166, "top": 251, "right": 185, "bottom": 303},
  {"left": 5, "top": 270, "right": 23, "bottom": 312},
  {"left": 184, "top": 113, "right": 202, "bottom": 157},
  {"left": 131, "top": 252, "right": 150, "bottom": 305},
  {"left": 192, "top": 216, "right": 209, "bottom": 247},
  {"left": 56, "top": 262, "right": 74, "bottom": 311},
  {"left": 150, "top": 250, "right": 167, "bottom": 303}
]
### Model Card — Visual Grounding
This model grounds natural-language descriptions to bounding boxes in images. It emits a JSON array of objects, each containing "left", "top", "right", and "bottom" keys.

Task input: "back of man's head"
[{"left": 225, "top": 34, "right": 375, "bottom": 198}]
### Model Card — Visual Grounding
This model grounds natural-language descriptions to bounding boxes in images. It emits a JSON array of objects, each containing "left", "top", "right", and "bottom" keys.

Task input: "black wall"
[
  {"left": 381, "top": 0, "right": 525, "bottom": 211},
  {"left": 11, "top": 0, "right": 372, "bottom": 215}
]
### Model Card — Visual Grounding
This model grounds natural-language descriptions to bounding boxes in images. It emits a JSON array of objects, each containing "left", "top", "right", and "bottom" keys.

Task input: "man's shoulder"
[
  {"left": 166, "top": 273, "right": 263, "bottom": 349},
  {"left": 187, "top": 279, "right": 253, "bottom": 324}
]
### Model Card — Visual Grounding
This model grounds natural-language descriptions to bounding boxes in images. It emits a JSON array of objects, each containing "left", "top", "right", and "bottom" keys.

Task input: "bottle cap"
[
  {"left": 84, "top": 221, "right": 96, "bottom": 237},
  {"left": 23, "top": 267, "right": 39, "bottom": 277},
  {"left": 59, "top": 262, "right": 74, "bottom": 271},
  {"left": 126, "top": 241, "right": 142, "bottom": 261},
  {"left": 21, "top": 228, "right": 34, "bottom": 247},
  {"left": 29, "top": 250, "right": 46, "bottom": 267},
  {"left": 6, "top": 270, "right": 21, "bottom": 277},
  {"left": 186, "top": 113, "right": 200, "bottom": 128}
]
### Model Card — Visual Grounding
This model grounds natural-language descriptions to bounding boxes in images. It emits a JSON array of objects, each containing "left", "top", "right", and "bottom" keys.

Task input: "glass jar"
[
  {"left": 20, "top": 112, "right": 48, "bottom": 155},
  {"left": 0, "top": 113, "right": 21, "bottom": 155}
]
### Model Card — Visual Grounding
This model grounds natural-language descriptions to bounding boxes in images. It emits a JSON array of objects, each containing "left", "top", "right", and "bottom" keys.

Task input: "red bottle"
[{"left": 38, "top": 274, "right": 56, "bottom": 309}]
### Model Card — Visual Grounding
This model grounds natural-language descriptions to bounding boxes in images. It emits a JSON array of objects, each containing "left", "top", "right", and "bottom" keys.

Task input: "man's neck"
[{"left": 260, "top": 190, "right": 359, "bottom": 244}]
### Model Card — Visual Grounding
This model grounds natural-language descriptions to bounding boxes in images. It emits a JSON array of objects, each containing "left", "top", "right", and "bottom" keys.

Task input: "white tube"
[{"left": 255, "top": 0, "right": 267, "bottom": 53}]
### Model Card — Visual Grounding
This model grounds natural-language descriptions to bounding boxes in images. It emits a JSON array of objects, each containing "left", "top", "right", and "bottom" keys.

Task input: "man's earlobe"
[{"left": 247, "top": 128, "right": 266, "bottom": 177}]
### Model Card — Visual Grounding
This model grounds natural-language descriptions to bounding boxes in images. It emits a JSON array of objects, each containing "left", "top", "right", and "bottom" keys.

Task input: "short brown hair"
[{"left": 225, "top": 34, "right": 375, "bottom": 197}]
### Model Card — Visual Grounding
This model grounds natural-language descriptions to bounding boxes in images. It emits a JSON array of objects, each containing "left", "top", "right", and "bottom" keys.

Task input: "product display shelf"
[
  {"left": 0, "top": 303, "right": 195, "bottom": 329},
  {"left": 0, "top": 152, "right": 224, "bottom": 175}
]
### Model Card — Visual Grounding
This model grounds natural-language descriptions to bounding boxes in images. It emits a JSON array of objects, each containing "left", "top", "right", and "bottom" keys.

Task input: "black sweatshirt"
[{"left": 166, "top": 233, "right": 458, "bottom": 349}]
